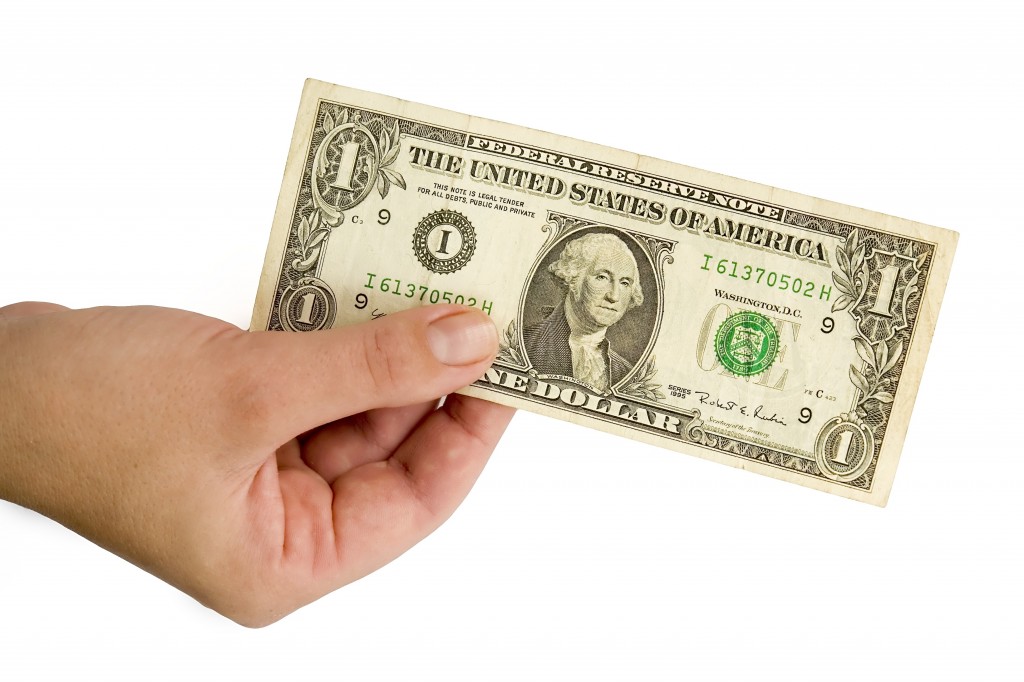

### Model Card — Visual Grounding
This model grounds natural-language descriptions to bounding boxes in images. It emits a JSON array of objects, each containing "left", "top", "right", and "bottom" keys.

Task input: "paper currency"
[{"left": 252, "top": 79, "right": 957, "bottom": 505}]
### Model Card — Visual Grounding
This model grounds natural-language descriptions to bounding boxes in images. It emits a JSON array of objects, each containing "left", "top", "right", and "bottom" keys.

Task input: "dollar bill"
[{"left": 251, "top": 79, "right": 957, "bottom": 505}]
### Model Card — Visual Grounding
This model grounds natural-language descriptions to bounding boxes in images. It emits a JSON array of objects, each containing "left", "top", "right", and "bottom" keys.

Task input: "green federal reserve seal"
[{"left": 715, "top": 311, "right": 779, "bottom": 377}]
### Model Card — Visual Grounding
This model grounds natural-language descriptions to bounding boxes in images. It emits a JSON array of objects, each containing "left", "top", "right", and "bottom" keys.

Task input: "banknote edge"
[{"left": 250, "top": 78, "right": 961, "bottom": 504}]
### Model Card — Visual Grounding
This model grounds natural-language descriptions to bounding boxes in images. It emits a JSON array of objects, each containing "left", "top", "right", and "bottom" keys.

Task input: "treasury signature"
[{"left": 693, "top": 391, "right": 788, "bottom": 427}]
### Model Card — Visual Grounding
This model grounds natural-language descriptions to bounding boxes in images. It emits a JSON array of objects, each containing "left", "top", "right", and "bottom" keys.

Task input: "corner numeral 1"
[
  {"left": 868, "top": 264, "right": 899, "bottom": 317},
  {"left": 330, "top": 141, "right": 362, "bottom": 191},
  {"left": 297, "top": 292, "right": 316, "bottom": 324}
]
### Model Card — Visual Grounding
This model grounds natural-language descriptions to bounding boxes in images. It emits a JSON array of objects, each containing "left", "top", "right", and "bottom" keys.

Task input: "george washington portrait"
[{"left": 522, "top": 230, "right": 655, "bottom": 393}]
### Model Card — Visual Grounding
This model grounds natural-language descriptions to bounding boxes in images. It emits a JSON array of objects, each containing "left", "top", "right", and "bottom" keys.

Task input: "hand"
[{"left": 0, "top": 301, "right": 513, "bottom": 626}]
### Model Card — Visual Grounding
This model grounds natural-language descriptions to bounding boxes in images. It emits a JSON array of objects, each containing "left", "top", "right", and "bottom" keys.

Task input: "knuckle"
[
  {"left": 359, "top": 323, "right": 413, "bottom": 393},
  {"left": 0, "top": 300, "right": 67, "bottom": 319},
  {"left": 190, "top": 548, "right": 301, "bottom": 628},
  {"left": 212, "top": 595, "right": 289, "bottom": 629},
  {"left": 201, "top": 584, "right": 285, "bottom": 628}
]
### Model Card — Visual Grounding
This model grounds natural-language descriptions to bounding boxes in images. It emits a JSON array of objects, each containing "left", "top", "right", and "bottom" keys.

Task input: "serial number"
[
  {"left": 700, "top": 255, "right": 832, "bottom": 301},
  {"left": 363, "top": 273, "right": 493, "bottom": 315}
]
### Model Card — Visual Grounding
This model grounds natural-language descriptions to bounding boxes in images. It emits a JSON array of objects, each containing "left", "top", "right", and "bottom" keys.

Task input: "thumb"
[{"left": 236, "top": 305, "right": 499, "bottom": 439}]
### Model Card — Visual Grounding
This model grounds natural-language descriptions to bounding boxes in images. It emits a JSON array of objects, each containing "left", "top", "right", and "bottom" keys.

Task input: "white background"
[{"left": 1, "top": 1, "right": 1021, "bottom": 680}]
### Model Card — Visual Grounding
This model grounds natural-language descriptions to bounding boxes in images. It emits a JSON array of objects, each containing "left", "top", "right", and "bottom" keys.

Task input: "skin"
[
  {"left": 567, "top": 246, "right": 639, "bottom": 333},
  {"left": 0, "top": 301, "right": 514, "bottom": 627}
]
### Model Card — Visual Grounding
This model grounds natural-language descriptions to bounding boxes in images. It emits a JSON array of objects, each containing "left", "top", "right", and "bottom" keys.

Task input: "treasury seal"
[{"left": 714, "top": 311, "right": 779, "bottom": 377}]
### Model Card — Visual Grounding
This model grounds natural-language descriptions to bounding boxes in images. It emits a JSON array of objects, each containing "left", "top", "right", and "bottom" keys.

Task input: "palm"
[{"left": 256, "top": 396, "right": 503, "bottom": 591}]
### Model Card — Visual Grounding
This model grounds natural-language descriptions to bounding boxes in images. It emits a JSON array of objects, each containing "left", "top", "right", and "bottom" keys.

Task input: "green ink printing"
[{"left": 714, "top": 311, "right": 780, "bottom": 377}]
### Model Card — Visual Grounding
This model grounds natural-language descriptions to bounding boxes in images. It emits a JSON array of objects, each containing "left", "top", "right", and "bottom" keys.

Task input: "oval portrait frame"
[{"left": 517, "top": 224, "right": 664, "bottom": 393}]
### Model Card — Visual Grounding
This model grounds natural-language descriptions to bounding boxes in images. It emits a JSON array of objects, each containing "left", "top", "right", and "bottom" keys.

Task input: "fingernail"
[{"left": 426, "top": 311, "right": 498, "bottom": 366}]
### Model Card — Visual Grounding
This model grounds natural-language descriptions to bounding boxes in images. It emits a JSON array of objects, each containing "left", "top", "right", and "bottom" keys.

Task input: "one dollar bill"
[{"left": 252, "top": 79, "right": 957, "bottom": 505}]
